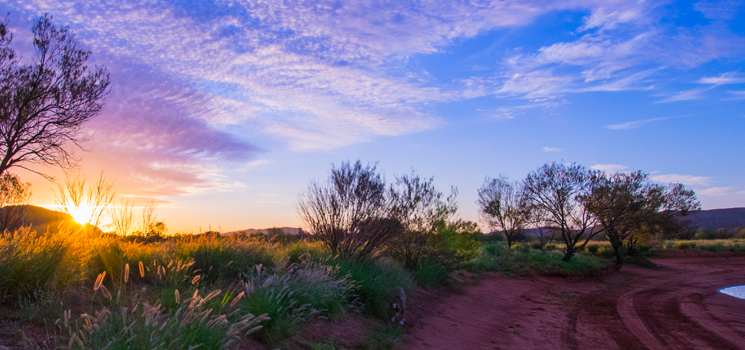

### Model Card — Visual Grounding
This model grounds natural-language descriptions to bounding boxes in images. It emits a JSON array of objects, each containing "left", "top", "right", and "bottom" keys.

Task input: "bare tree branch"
[{"left": 0, "top": 14, "right": 109, "bottom": 178}]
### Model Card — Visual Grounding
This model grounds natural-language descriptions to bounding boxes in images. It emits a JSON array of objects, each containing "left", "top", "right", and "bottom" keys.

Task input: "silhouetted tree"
[
  {"left": 108, "top": 198, "right": 135, "bottom": 236},
  {"left": 523, "top": 162, "right": 603, "bottom": 262},
  {"left": 297, "top": 160, "right": 400, "bottom": 259},
  {"left": 386, "top": 172, "right": 458, "bottom": 268},
  {"left": 476, "top": 175, "right": 531, "bottom": 249},
  {"left": 0, "top": 15, "right": 110, "bottom": 178},
  {"left": 54, "top": 171, "right": 114, "bottom": 229}
]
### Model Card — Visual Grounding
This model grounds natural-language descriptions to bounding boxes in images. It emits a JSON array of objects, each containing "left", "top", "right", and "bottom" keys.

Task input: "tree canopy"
[{"left": 0, "top": 14, "right": 110, "bottom": 178}]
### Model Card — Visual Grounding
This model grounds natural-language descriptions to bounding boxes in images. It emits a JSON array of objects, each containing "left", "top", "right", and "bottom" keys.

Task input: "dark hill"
[
  {"left": 0, "top": 205, "right": 82, "bottom": 233},
  {"left": 684, "top": 208, "right": 745, "bottom": 231}
]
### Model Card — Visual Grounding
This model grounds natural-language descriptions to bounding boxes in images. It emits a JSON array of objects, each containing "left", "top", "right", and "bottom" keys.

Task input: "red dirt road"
[{"left": 405, "top": 257, "right": 745, "bottom": 350}]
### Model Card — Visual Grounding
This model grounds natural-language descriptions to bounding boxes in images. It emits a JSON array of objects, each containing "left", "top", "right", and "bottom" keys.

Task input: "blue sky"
[{"left": 4, "top": 0, "right": 745, "bottom": 232}]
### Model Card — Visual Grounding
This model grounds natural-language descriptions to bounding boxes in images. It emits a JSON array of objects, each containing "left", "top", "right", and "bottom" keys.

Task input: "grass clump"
[
  {"left": 55, "top": 287, "right": 268, "bottom": 350},
  {"left": 360, "top": 324, "right": 404, "bottom": 350},
  {"left": 0, "top": 228, "right": 86, "bottom": 302},
  {"left": 471, "top": 241, "right": 611, "bottom": 275},
  {"left": 334, "top": 258, "right": 413, "bottom": 320},
  {"left": 238, "top": 255, "right": 360, "bottom": 344}
]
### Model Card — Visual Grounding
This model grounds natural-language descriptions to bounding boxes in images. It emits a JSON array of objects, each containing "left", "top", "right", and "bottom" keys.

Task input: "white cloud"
[
  {"left": 696, "top": 187, "right": 732, "bottom": 196},
  {"left": 694, "top": 0, "right": 741, "bottom": 21},
  {"left": 590, "top": 164, "right": 628, "bottom": 173},
  {"left": 657, "top": 87, "right": 713, "bottom": 103},
  {"left": 726, "top": 91, "right": 745, "bottom": 100},
  {"left": 650, "top": 174, "right": 712, "bottom": 186},
  {"left": 248, "top": 159, "right": 272, "bottom": 166},
  {"left": 606, "top": 117, "right": 667, "bottom": 130},
  {"left": 697, "top": 72, "right": 745, "bottom": 85},
  {"left": 542, "top": 146, "right": 562, "bottom": 152}
]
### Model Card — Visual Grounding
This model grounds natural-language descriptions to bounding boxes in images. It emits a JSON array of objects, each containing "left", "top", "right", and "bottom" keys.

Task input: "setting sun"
[{"left": 68, "top": 206, "right": 94, "bottom": 225}]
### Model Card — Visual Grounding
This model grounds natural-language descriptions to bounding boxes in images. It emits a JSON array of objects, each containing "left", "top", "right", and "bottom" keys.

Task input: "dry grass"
[{"left": 1, "top": 229, "right": 405, "bottom": 349}]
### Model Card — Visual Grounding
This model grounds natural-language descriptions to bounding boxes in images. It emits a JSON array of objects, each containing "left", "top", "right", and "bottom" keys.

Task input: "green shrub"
[
  {"left": 414, "top": 259, "right": 450, "bottom": 286},
  {"left": 334, "top": 258, "right": 413, "bottom": 320}
]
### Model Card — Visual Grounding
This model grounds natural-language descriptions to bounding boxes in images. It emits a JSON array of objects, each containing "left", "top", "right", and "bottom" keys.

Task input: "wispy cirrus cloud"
[
  {"left": 606, "top": 117, "right": 668, "bottom": 130},
  {"left": 727, "top": 91, "right": 745, "bottom": 100},
  {"left": 698, "top": 72, "right": 745, "bottom": 85},
  {"left": 493, "top": 0, "right": 745, "bottom": 103},
  {"left": 657, "top": 87, "right": 715, "bottom": 103},
  {"left": 697, "top": 187, "right": 732, "bottom": 196},
  {"left": 542, "top": 146, "right": 562, "bottom": 152},
  {"left": 590, "top": 164, "right": 628, "bottom": 173},
  {"left": 4, "top": 0, "right": 744, "bottom": 200},
  {"left": 650, "top": 174, "right": 712, "bottom": 186},
  {"left": 694, "top": 0, "right": 741, "bottom": 21}
]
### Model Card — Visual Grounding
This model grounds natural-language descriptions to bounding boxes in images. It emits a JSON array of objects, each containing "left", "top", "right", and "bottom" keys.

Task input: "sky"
[{"left": 2, "top": 0, "right": 745, "bottom": 233}]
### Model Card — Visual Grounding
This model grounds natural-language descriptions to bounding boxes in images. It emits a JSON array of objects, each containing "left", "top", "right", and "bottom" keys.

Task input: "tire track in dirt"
[
  {"left": 564, "top": 289, "right": 646, "bottom": 350},
  {"left": 633, "top": 288, "right": 741, "bottom": 350},
  {"left": 405, "top": 257, "right": 745, "bottom": 350}
]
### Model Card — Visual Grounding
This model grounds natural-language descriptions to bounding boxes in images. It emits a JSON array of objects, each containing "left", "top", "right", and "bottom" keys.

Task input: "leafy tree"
[
  {"left": 476, "top": 175, "right": 531, "bottom": 249},
  {"left": 0, "top": 172, "right": 31, "bottom": 232},
  {"left": 386, "top": 172, "right": 458, "bottom": 268},
  {"left": 584, "top": 171, "right": 702, "bottom": 266},
  {"left": 297, "top": 160, "right": 400, "bottom": 259},
  {"left": 625, "top": 183, "right": 700, "bottom": 254},
  {"left": 0, "top": 15, "right": 110, "bottom": 178},
  {"left": 523, "top": 162, "right": 603, "bottom": 262},
  {"left": 583, "top": 171, "right": 655, "bottom": 268}
]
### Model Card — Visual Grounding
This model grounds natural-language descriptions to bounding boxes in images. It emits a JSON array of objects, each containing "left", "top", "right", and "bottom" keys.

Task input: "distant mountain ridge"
[
  {"left": 684, "top": 208, "right": 745, "bottom": 231},
  {"left": 223, "top": 227, "right": 303, "bottom": 236}
]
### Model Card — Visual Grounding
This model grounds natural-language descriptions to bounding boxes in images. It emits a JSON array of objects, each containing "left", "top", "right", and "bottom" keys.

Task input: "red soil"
[{"left": 405, "top": 257, "right": 745, "bottom": 350}]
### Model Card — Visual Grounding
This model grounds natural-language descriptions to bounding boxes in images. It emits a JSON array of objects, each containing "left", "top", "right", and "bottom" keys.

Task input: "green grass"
[
  {"left": 233, "top": 255, "right": 362, "bottom": 344},
  {"left": 360, "top": 324, "right": 404, "bottom": 350},
  {"left": 471, "top": 241, "right": 612, "bottom": 275},
  {"left": 334, "top": 257, "right": 414, "bottom": 320},
  {"left": 413, "top": 259, "right": 450, "bottom": 286},
  {"left": 307, "top": 339, "right": 347, "bottom": 350}
]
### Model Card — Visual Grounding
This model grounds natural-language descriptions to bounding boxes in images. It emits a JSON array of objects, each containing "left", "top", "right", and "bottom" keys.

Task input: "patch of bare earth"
[{"left": 405, "top": 257, "right": 745, "bottom": 350}]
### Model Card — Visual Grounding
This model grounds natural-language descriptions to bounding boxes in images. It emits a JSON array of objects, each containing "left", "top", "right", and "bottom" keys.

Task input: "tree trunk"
[
  {"left": 613, "top": 245, "right": 624, "bottom": 270},
  {"left": 562, "top": 250, "right": 573, "bottom": 262}
]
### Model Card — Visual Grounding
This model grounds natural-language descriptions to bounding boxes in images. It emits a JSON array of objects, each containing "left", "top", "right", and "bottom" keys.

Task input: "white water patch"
[{"left": 720, "top": 285, "right": 745, "bottom": 299}]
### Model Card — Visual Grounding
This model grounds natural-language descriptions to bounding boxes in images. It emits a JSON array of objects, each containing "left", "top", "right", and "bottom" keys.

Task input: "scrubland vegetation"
[
  {"left": 3, "top": 157, "right": 739, "bottom": 350},
  {"left": 3, "top": 158, "right": 737, "bottom": 349}
]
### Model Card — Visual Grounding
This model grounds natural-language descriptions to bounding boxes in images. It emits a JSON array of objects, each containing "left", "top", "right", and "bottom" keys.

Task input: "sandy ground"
[{"left": 405, "top": 256, "right": 745, "bottom": 350}]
